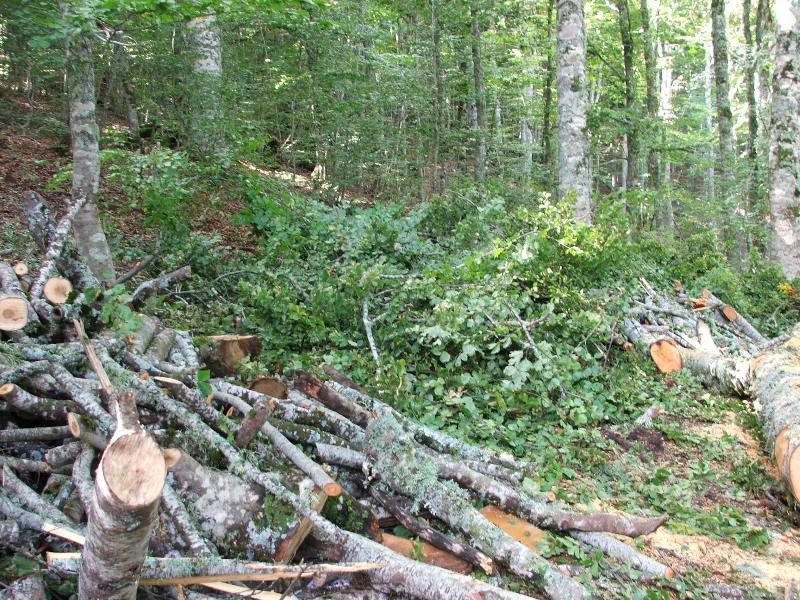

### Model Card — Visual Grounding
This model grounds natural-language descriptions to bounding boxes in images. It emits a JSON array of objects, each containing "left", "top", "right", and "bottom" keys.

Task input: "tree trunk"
[
  {"left": 616, "top": 0, "right": 638, "bottom": 189},
  {"left": 743, "top": 0, "right": 759, "bottom": 205},
  {"left": 704, "top": 35, "right": 717, "bottom": 206},
  {"left": 541, "top": 0, "right": 556, "bottom": 188},
  {"left": 62, "top": 3, "right": 115, "bottom": 286},
  {"left": 114, "top": 44, "right": 140, "bottom": 144},
  {"left": 676, "top": 330, "right": 800, "bottom": 503},
  {"left": 657, "top": 41, "right": 675, "bottom": 229},
  {"left": 711, "top": 0, "right": 748, "bottom": 265},
  {"left": 768, "top": 0, "right": 800, "bottom": 277},
  {"left": 755, "top": 0, "right": 772, "bottom": 139},
  {"left": 78, "top": 391, "right": 166, "bottom": 600},
  {"left": 640, "top": 0, "right": 659, "bottom": 189},
  {"left": 556, "top": 0, "right": 592, "bottom": 223},
  {"left": 431, "top": 0, "right": 444, "bottom": 193},
  {"left": 187, "top": 16, "right": 226, "bottom": 155},
  {"left": 470, "top": 6, "right": 487, "bottom": 184}
]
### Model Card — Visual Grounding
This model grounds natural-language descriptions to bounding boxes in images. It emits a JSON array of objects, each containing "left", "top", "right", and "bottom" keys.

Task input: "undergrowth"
[{"left": 9, "top": 145, "right": 797, "bottom": 597}]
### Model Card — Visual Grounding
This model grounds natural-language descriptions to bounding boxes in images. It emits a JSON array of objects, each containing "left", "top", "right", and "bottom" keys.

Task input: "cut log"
[
  {"left": 648, "top": 339, "right": 682, "bottom": 373},
  {"left": 145, "top": 328, "right": 176, "bottom": 364},
  {"left": 296, "top": 371, "right": 372, "bottom": 427},
  {"left": 166, "top": 449, "right": 262, "bottom": 536},
  {"left": 480, "top": 505, "right": 545, "bottom": 553},
  {"left": 234, "top": 396, "right": 270, "bottom": 448},
  {"left": 0, "top": 491, "right": 86, "bottom": 545},
  {"left": 29, "top": 195, "right": 87, "bottom": 300},
  {"left": 68, "top": 413, "right": 108, "bottom": 450},
  {"left": 380, "top": 533, "right": 472, "bottom": 575},
  {"left": 571, "top": 531, "right": 675, "bottom": 578},
  {"left": 0, "top": 295, "right": 29, "bottom": 331},
  {"left": 274, "top": 480, "right": 328, "bottom": 563},
  {"left": 669, "top": 326, "right": 800, "bottom": 502},
  {"left": 721, "top": 305, "right": 738, "bottom": 321},
  {"left": 208, "top": 382, "right": 342, "bottom": 496},
  {"left": 624, "top": 319, "right": 683, "bottom": 373},
  {"left": 364, "top": 413, "right": 586, "bottom": 599},
  {"left": 78, "top": 390, "right": 166, "bottom": 600},
  {"left": 322, "top": 363, "right": 369, "bottom": 394},
  {"left": 201, "top": 334, "right": 262, "bottom": 376},
  {"left": 0, "top": 383, "right": 71, "bottom": 422},
  {"left": 130, "top": 265, "right": 191, "bottom": 308},
  {"left": 250, "top": 376, "right": 288, "bottom": 398},
  {"left": 43, "top": 277, "right": 73, "bottom": 305},
  {"left": 370, "top": 486, "right": 494, "bottom": 575},
  {"left": 3, "top": 573, "right": 46, "bottom": 600},
  {"left": 0, "top": 425, "right": 71, "bottom": 443},
  {"left": 13, "top": 262, "right": 29, "bottom": 277},
  {"left": 49, "top": 552, "right": 380, "bottom": 584}
]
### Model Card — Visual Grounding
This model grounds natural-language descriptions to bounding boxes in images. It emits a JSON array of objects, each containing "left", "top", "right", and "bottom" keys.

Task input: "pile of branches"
[
  {"left": 1, "top": 193, "right": 682, "bottom": 600},
  {"left": 623, "top": 278, "right": 800, "bottom": 504}
]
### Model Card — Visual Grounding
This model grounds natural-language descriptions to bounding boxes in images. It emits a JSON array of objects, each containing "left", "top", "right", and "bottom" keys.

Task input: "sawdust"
[
  {"left": 687, "top": 412, "right": 777, "bottom": 474},
  {"left": 641, "top": 526, "right": 800, "bottom": 593}
]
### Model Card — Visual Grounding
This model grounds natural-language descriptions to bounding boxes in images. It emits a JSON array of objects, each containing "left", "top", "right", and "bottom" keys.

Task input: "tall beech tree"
[
  {"left": 640, "top": 0, "right": 659, "bottom": 190},
  {"left": 62, "top": 3, "right": 115, "bottom": 285},
  {"left": 470, "top": 5, "right": 487, "bottom": 184},
  {"left": 187, "top": 15, "right": 226, "bottom": 155},
  {"left": 768, "top": 0, "right": 800, "bottom": 277},
  {"left": 556, "top": 0, "right": 592, "bottom": 223},
  {"left": 711, "top": 0, "right": 748, "bottom": 265},
  {"left": 615, "top": 0, "right": 638, "bottom": 190}
]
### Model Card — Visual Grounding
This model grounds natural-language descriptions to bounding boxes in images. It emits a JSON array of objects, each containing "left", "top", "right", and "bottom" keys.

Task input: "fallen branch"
[
  {"left": 369, "top": 486, "right": 494, "bottom": 575},
  {"left": 130, "top": 265, "right": 191, "bottom": 308},
  {"left": 29, "top": 195, "right": 87, "bottom": 300}
]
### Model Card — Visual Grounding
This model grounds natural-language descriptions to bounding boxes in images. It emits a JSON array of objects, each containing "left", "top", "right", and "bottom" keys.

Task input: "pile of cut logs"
[
  {"left": 1, "top": 193, "right": 689, "bottom": 600},
  {"left": 623, "top": 277, "right": 800, "bottom": 504}
]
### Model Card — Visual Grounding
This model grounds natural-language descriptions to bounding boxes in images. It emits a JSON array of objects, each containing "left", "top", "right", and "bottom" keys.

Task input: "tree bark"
[
  {"left": 704, "top": 35, "right": 717, "bottom": 206},
  {"left": 616, "top": 0, "right": 638, "bottom": 189},
  {"left": 62, "top": 3, "right": 115, "bottom": 285},
  {"left": 364, "top": 414, "right": 587, "bottom": 599},
  {"left": 768, "top": 0, "right": 800, "bottom": 277},
  {"left": 743, "top": 0, "right": 759, "bottom": 206},
  {"left": 470, "top": 6, "right": 487, "bottom": 184},
  {"left": 431, "top": 0, "right": 444, "bottom": 193},
  {"left": 657, "top": 40, "right": 675, "bottom": 229},
  {"left": 640, "top": 0, "right": 659, "bottom": 189},
  {"left": 556, "top": 0, "right": 592, "bottom": 222},
  {"left": 188, "top": 15, "right": 226, "bottom": 155},
  {"left": 541, "top": 0, "right": 556, "bottom": 187},
  {"left": 369, "top": 486, "right": 494, "bottom": 575},
  {"left": 711, "top": 0, "right": 748, "bottom": 265}
]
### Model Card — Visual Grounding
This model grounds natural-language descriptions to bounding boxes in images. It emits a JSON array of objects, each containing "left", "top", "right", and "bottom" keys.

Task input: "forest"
[{"left": 0, "top": 0, "right": 799, "bottom": 597}]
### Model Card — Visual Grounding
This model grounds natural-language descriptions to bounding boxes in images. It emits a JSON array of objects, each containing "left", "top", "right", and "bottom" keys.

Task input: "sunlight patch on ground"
[{"left": 643, "top": 526, "right": 800, "bottom": 592}]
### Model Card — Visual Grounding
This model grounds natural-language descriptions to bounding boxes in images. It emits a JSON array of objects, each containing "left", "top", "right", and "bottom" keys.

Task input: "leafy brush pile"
[{"left": 103, "top": 152, "right": 799, "bottom": 462}]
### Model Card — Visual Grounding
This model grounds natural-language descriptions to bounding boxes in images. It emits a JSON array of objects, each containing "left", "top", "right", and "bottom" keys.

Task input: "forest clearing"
[{"left": 1, "top": 0, "right": 800, "bottom": 598}]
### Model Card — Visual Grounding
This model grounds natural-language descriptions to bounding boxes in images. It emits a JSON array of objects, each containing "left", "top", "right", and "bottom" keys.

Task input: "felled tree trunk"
[
  {"left": 676, "top": 331, "right": 800, "bottom": 501},
  {"left": 78, "top": 391, "right": 166, "bottom": 600}
]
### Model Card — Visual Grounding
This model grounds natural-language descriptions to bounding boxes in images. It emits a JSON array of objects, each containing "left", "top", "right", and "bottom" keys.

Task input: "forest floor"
[{"left": 1, "top": 115, "right": 799, "bottom": 598}]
